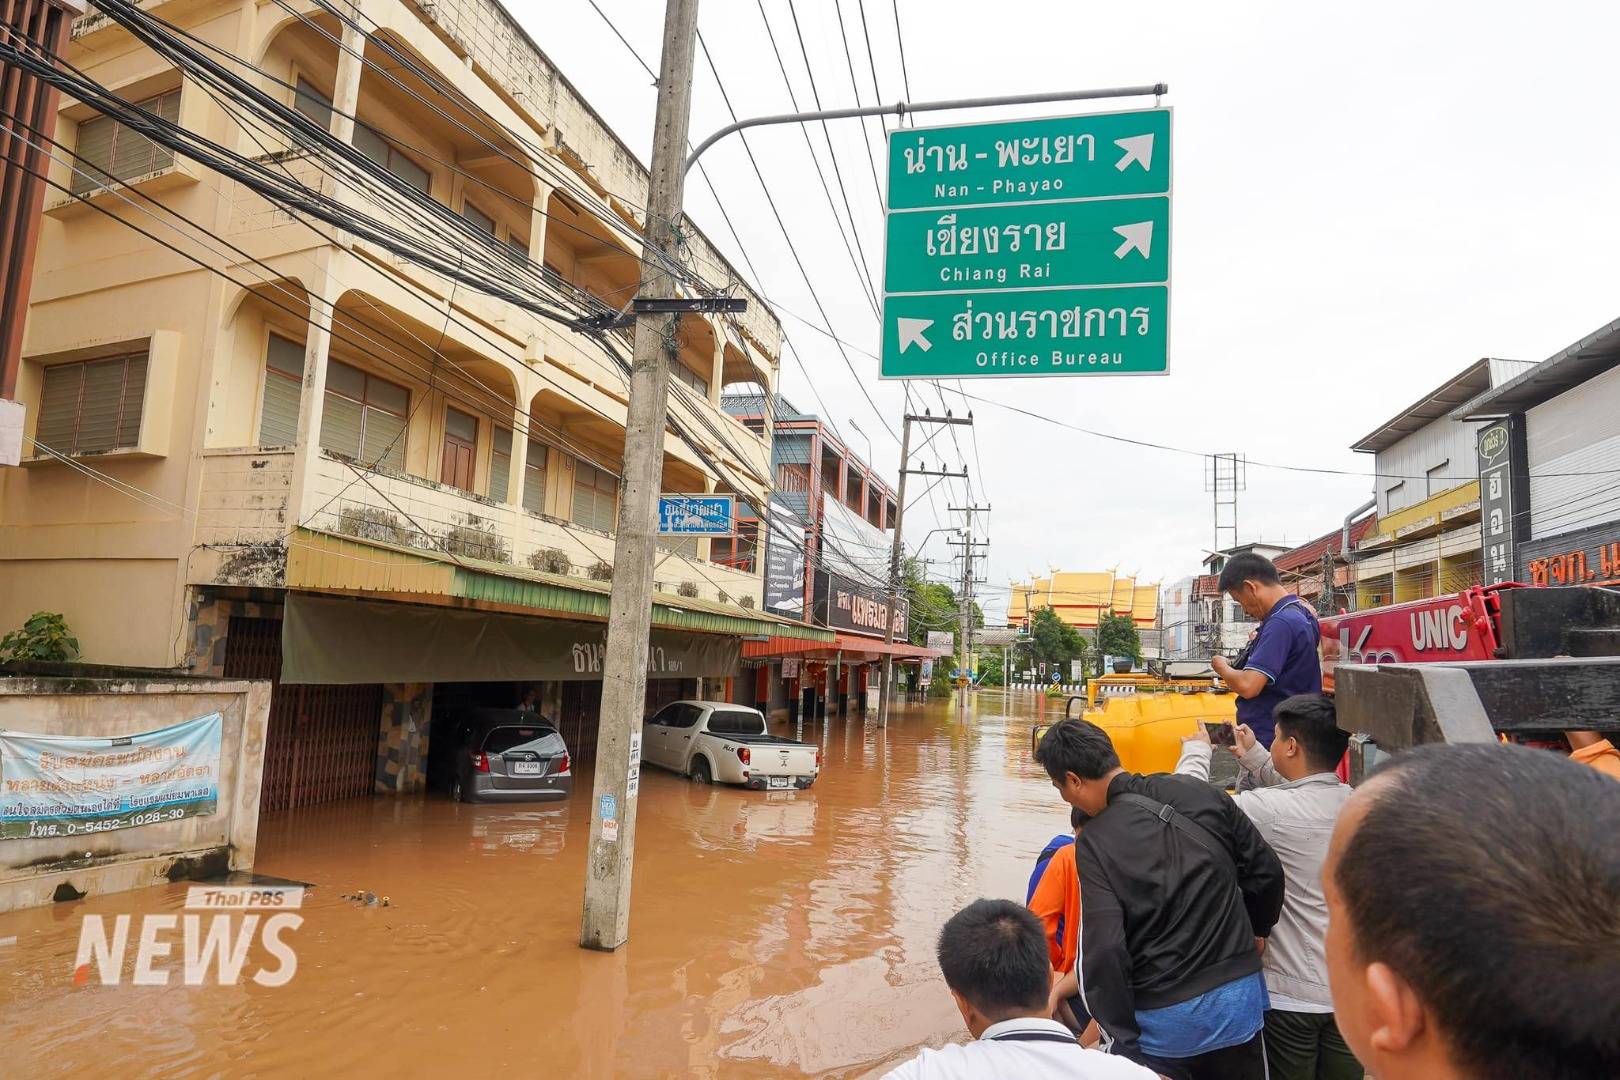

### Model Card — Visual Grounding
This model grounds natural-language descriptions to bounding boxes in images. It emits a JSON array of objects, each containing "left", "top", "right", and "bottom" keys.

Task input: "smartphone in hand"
[{"left": 1204, "top": 721, "right": 1236, "bottom": 747}]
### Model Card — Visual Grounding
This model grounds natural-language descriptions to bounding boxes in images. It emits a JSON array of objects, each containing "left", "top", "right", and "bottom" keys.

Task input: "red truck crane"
[{"left": 1319, "top": 584, "right": 1620, "bottom": 777}]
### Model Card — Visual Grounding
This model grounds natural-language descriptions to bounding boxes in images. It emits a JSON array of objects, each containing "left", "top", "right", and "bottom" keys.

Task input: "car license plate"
[
  {"left": 512, "top": 761, "right": 541, "bottom": 775},
  {"left": 767, "top": 775, "right": 792, "bottom": 789}
]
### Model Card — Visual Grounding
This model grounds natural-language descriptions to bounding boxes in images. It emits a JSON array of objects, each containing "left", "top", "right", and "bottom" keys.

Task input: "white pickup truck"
[{"left": 640, "top": 701, "right": 820, "bottom": 790}]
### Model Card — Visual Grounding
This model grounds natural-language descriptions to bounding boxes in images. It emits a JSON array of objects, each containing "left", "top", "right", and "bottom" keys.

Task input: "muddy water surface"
[{"left": 1, "top": 692, "right": 1080, "bottom": 1078}]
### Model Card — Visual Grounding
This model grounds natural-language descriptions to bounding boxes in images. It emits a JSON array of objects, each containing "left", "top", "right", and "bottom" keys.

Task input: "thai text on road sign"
[{"left": 881, "top": 108, "right": 1171, "bottom": 379}]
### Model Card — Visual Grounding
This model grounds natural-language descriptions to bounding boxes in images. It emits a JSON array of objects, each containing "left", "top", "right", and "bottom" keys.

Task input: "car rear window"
[
  {"left": 482, "top": 726, "right": 558, "bottom": 754},
  {"left": 706, "top": 709, "right": 765, "bottom": 736}
]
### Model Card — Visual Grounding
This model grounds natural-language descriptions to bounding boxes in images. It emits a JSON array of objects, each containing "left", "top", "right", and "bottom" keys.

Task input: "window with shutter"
[
  {"left": 259, "top": 334, "right": 304, "bottom": 446},
  {"left": 505, "top": 235, "right": 530, "bottom": 262},
  {"left": 72, "top": 90, "right": 180, "bottom": 195},
  {"left": 33, "top": 352, "right": 149, "bottom": 455},
  {"left": 293, "top": 78, "right": 333, "bottom": 132},
  {"left": 461, "top": 201, "right": 496, "bottom": 236},
  {"left": 523, "top": 440, "right": 548, "bottom": 514},
  {"left": 319, "top": 359, "right": 409, "bottom": 469},
  {"left": 572, "top": 461, "right": 619, "bottom": 533},
  {"left": 489, "top": 426, "right": 513, "bottom": 502}
]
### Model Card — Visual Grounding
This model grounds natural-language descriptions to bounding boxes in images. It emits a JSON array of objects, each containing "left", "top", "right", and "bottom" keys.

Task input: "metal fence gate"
[{"left": 222, "top": 616, "right": 383, "bottom": 813}]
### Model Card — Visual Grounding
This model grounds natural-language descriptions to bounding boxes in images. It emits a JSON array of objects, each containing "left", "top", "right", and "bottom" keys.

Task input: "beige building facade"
[{"left": 1, "top": 0, "right": 829, "bottom": 811}]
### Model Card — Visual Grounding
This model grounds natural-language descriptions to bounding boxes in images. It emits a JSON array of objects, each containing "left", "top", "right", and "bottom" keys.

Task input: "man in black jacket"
[{"left": 1036, "top": 718, "right": 1285, "bottom": 1080}]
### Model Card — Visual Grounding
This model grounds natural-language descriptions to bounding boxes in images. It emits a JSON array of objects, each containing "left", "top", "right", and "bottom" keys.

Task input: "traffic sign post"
[{"left": 881, "top": 108, "right": 1171, "bottom": 379}]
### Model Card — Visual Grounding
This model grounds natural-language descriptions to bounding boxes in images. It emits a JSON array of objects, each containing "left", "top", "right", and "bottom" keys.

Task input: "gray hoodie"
[{"left": 1175, "top": 740, "right": 1351, "bottom": 1010}]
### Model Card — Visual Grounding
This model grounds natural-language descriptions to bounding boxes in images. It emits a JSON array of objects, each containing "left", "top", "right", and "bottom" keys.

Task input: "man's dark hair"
[
  {"left": 1217, "top": 552, "right": 1281, "bottom": 593},
  {"left": 1335, "top": 742, "right": 1620, "bottom": 1080},
  {"left": 1035, "top": 719, "right": 1120, "bottom": 784},
  {"left": 1070, "top": 805, "right": 1090, "bottom": 830},
  {"left": 1273, "top": 694, "right": 1348, "bottom": 771},
  {"left": 936, "top": 899, "right": 1052, "bottom": 1018}
]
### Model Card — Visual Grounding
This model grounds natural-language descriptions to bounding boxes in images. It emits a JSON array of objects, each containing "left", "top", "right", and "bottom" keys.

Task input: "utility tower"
[{"left": 1204, "top": 452, "right": 1246, "bottom": 556}]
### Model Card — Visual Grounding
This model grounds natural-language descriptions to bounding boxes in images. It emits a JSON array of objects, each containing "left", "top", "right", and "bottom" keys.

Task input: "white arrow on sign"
[
  {"left": 1112, "top": 221, "right": 1153, "bottom": 260},
  {"left": 898, "top": 317, "right": 934, "bottom": 353},
  {"left": 1114, "top": 133, "right": 1154, "bottom": 172}
]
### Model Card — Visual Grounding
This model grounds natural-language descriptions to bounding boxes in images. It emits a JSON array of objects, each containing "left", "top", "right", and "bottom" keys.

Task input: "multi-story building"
[
  {"left": 0, "top": 0, "right": 831, "bottom": 810},
  {"left": 1349, "top": 358, "right": 1535, "bottom": 607},
  {"left": 722, "top": 394, "right": 939, "bottom": 717},
  {"left": 1455, "top": 314, "right": 1620, "bottom": 588}
]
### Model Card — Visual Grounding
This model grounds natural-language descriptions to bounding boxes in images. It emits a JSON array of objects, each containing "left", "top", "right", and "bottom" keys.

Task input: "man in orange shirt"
[
  {"left": 1028, "top": 806, "right": 1089, "bottom": 1036},
  {"left": 1569, "top": 730, "right": 1620, "bottom": 780},
  {"left": 1029, "top": 806, "right": 1085, "bottom": 973}
]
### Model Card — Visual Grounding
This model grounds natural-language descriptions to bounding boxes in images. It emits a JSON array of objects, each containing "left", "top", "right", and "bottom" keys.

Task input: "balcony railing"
[{"left": 192, "top": 447, "right": 762, "bottom": 604}]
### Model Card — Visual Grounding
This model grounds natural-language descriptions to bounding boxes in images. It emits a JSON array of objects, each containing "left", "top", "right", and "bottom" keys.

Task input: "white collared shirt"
[{"left": 881, "top": 1017, "right": 1159, "bottom": 1080}]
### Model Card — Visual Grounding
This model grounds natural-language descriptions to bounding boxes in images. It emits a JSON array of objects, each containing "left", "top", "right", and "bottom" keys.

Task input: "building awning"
[
  {"left": 286, "top": 528, "right": 834, "bottom": 643},
  {"left": 742, "top": 633, "right": 949, "bottom": 663},
  {"left": 1454, "top": 314, "right": 1620, "bottom": 419}
]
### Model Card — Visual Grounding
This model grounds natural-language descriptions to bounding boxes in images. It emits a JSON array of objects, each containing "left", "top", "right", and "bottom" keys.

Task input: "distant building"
[
  {"left": 1272, "top": 513, "right": 1377, "bottom": 613},
  {"left": 1007, "top": 570, "right": 1160, "bottom": 655},
  {"left": 1350, "top": 358, "right": 1535, "bottom": 607},
  {"left": 1161, "top": 543, "right": 1287, "bottom": 658},
  {"left": 721, "top": 394, "right": 939, "bottom": 718}
]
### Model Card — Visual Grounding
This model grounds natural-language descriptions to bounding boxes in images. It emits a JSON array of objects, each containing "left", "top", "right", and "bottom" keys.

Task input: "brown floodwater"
[{"left": 0, "top": 691, "right": 1086, "bottom": 1078}]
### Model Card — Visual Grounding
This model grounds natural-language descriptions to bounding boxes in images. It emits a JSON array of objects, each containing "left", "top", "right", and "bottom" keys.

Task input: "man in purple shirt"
[{"left": 1210, "top": 554, "right": 1321, "bottom": 746}]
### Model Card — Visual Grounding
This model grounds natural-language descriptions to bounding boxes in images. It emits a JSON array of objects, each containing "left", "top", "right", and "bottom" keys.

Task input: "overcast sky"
[{"left": 517, "top": 0, "right": 1620, "bottom": 620}]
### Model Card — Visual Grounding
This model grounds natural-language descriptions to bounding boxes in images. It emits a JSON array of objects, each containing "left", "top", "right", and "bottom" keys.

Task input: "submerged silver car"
[{"left": 443, "top": 710, "right": 573, "bottom": 803}]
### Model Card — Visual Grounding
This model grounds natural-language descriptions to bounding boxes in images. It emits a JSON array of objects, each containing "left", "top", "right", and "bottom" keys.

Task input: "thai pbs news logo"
[{"left": 73, "top": 885, "right": 303, "bottom": 987}]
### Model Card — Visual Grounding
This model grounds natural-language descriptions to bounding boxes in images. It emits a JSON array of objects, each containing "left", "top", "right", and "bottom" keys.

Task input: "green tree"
[
  {"left": 1097, "top": 611, "right": 1143, "bottom": 665},
  {"left": 1028, "top": 606, "right": 1085, "bottom": 674}
]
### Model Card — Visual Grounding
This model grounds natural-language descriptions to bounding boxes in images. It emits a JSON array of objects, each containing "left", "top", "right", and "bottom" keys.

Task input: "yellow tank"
[{"left": 1032, "top": 690, "right": 1237, "bottom": 775}]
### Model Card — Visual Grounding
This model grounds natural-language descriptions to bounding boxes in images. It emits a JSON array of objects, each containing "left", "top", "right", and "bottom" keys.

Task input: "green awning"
[{"left": 289, "top": 528, "right": 834, "bottom": 643}]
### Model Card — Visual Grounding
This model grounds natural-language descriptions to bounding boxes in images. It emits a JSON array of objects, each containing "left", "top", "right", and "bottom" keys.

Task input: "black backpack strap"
[{"left": 1116, "top": 791, "right": 1239, "bottom": 884}]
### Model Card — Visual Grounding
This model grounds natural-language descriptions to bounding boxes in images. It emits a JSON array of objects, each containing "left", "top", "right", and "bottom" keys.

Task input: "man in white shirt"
[
  {"left": 883, "top": 899, "right": 1158, "bottom": 1080},
  {"left": 1177, "top": 693, "right": 1360, "bottom": 1080}
]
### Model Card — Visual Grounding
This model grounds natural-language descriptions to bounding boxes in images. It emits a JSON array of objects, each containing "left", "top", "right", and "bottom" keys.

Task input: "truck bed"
[{"left": 717, "top": 732, "right": 811, "bottom": 747}]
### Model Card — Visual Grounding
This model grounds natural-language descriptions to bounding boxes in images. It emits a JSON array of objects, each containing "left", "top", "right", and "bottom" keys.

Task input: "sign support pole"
[
  {"left": 580, "top": 0, "right": 700, "bottom": 953},
  {"left": 684, "top": 84, "right": 1168, "bottom": 175}
]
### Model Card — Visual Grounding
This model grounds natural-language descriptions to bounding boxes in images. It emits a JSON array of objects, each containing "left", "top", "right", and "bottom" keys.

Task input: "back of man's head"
[
  {"left": 1330, "top": 742, "right": 1620, "bottom": 1079},
  {"left": 1217, "top": 552, "right": 1281, "bottom": 594},
  {"left": 1035, "top": 719, "right": 1120, "bottom": 784},
  {"left": 937, "top": 899, "right": 1051, "bottom": 1022},
  {"left": 1274, "top": 694, "right": 1349, "bottom": 773}
]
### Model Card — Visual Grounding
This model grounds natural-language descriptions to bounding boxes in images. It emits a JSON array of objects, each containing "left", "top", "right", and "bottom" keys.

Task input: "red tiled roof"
[
  {"left": 1274, "top": 515, "right": 1377, "bottom": 573},
  {"left": 1191, "top": 574, "right": 1221, "bottom": 599}
]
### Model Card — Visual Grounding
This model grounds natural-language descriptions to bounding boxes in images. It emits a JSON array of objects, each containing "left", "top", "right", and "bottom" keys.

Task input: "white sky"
[{"left": 515, "top": 0, "right": 1620, "bottom": 620}]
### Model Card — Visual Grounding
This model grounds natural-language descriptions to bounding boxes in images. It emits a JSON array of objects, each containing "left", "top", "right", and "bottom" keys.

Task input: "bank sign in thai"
[
  {"left": 881, "top": 108, "right": 1171, "bottom": 378},
  {"left": 816, "top": 569, "right": 909, "bottom": 638},
  {"left": 0, "top": 713, "right": 222, "bottom": 840}
]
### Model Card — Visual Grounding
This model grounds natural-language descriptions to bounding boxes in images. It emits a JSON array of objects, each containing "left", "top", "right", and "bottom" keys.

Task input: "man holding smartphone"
[{"left": 1209, "top": 553, "right": 1321, "bottom": 747}]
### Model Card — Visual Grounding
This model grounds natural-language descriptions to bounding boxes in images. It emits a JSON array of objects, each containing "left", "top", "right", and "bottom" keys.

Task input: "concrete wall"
[{"left": 0, "top": 676, "right": 271, "bottom": 914}]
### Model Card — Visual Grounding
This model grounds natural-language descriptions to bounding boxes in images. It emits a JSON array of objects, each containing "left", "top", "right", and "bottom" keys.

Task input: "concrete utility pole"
[
  {"left": 879, "top": 412, "right": 971, "bottom": 726},
  {"left": 580, "top": 0, "right": 700, "bottom": 953},
  {"left": 947, "top": 514, "right": 989, "bottom": 708}
]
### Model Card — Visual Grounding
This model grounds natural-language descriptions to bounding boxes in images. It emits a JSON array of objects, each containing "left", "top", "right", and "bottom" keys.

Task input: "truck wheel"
[{"left": 691, "top": 759, "right": 712, "bottom": 785}]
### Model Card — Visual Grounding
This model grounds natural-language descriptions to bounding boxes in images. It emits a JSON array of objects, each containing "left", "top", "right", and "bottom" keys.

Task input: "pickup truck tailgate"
[{"left": 730, "top": 741, "right": 817, "bottom": 776}]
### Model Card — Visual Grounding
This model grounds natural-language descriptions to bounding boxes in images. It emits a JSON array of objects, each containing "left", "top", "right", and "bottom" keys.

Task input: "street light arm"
[{"left": 684, "top": 84, "right": 1169, "bottom": 174}]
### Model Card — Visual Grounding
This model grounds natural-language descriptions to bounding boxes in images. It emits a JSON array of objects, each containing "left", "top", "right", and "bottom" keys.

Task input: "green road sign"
[
  {"left": 880, "top": 108, "right": 1171, "bottom": 379},
  {"left": 883, "top": 286, "right": 1167, "bottom": 379},
  {"left": 884, "top": 197, "right": 1169, "bottom": 294},
  {"left": 887, "top": 109, "right": 1171, "bottom": 210}
]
